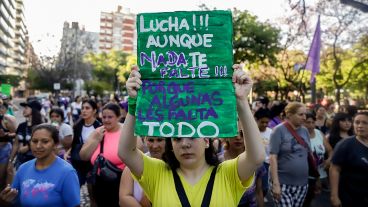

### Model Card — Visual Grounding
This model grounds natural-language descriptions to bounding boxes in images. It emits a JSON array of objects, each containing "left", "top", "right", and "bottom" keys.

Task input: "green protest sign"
[
  {"left": 135, "top": 10, "right": 237, "bottom": 138},
  {"left": 0, "top": 84, "right": 11, "bottom": 96}
]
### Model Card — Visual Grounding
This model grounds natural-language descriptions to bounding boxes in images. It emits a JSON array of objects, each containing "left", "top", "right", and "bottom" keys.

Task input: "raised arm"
[
  {"left": 79, "top": 126, "right": 104, "bottom": 161},
  {"left": 118, "top": 67, "right": 144, "bottom": 178},
  {"left": 234, "top": 64, "right": 265, "bottom": 182}
]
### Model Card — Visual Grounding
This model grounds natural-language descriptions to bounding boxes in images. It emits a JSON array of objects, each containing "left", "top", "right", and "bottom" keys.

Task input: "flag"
[{"left": 305, "top": 16, "right": 321, "bottom": 83}]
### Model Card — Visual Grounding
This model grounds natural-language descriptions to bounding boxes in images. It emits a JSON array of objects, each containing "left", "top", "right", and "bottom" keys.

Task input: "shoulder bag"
[
  {"left": 284, "top": 121, "right": 320, "bottom": 179},
  {"left": 91, "top": 135, "right": 122, "bottom": 183}
]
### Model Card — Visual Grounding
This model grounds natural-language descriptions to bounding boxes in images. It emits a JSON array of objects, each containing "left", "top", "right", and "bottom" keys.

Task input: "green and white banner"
[{"left": 135, "top": 10, "right": 237, "bottom": 138}]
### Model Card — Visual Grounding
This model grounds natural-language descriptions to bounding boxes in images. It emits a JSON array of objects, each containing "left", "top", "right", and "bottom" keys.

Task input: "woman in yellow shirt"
[{"left": 118, "top": 64, "right": 265, "bottom": 207}]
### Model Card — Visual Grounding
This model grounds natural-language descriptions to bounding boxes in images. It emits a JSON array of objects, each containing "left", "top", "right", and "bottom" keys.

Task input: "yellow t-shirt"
[{"left": 133, "top": 153, "right": 254, "bottom": 207}]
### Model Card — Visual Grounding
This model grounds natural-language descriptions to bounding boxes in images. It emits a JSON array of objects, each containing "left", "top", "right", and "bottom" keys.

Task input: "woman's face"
[
  {"left": 288, "top": 107, "right": 307, "bottom": 127},
  {"left": 102, "top": 109, "right": 119, "bottom": 131},
  {"left": 81, "top": 102, "right": 96, "bottom": 120},
  {"left": 304, "top": 117, "right": 315, "bottom": 131},
  {"left": 50, "top": 112, "right": 62, "bottom": 124},
  {"left": 145, "top": 137, "right": 165, "bottom": 159},
  {"left": 171, "top": 138, "right": 209, "bottom": 168},
  {"left": 316, "top": 107, "right": 326, "bottom": 117},
  {"left": 257, "top": 117, "right": 270, "bottom": 132},
  {"left": 30, "top": 129, "right": 56, "bottom": 160},
  {"left": 23, "top": 106, "right": 32, "bottom": 117},
  {"left": 339, "top": 119, "right": 352, "bottom": 132},
  {"left": 354, "top": 115, "right": 368, "bottom": 139},
  {"left": 227, "top": 130, "right": 245, "bottom": 151}
]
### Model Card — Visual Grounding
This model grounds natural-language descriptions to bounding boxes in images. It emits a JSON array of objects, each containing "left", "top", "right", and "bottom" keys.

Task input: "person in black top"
[
  {"left": 327, "top": 112, "right": 353, "bottom": 149},
  {"left": 68, "top": 99, "right": 101, "bottom": 206},
  {"left": 330, "top": 112, "right": 368, "bottom": 207},
  {"left": 14, "top": 100, "right": 43, "bottom": 169}
]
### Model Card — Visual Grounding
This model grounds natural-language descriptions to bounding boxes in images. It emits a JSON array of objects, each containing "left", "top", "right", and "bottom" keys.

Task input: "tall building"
[
  {"left": 99, "top": 6, "right": 136, "bottom": 54},
  {"left": 0, "top": 0, "right": 16, "bottom": 73},
  {"left": 59, "top": 21, "right": 99, "bottom": 58},
  {"left": 12, "top": 0, "right": 28, "bottom": 72},
  {"left": 58, "top": 21, "right": 99, "bottom": 96}
]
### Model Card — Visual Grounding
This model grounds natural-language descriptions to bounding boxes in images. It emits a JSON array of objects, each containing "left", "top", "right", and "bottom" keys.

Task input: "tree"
[
  {"left": 27, "top": 55, "right": 73, "bottom": 91},
  {"left": 84, "top": 50, "right": 135, "bottom": 96},
  {"left": 233, "top": 9, "right": 281, "bottom": 66},
  {"left": 317, "top": 0, "right": 368, "bottom": 105}
]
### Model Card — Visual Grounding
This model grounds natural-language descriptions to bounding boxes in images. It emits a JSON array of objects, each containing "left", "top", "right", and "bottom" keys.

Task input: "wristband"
[{"left": 128, "top": 97, "right": 137, "bottom": 116}]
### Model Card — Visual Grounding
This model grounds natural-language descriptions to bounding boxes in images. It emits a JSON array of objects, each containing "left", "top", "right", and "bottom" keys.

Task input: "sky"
[{"left": 24, "top": 0, "right": 289, "bottom": 56}]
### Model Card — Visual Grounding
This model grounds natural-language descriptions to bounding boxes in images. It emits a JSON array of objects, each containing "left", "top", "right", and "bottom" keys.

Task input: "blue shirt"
[{"left": 12, "top": 156, "right": 80, "bottom": 207}]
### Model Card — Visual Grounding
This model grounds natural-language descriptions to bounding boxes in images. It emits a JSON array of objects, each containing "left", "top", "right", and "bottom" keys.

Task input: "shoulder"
[
  {"left": 54, "top": 157, "right": 76, "bottom": 172},
  {"left": 17, "top": 122, "right": 27, "bottom": 130},
  {"left": 17, "top": 159, "right": 36, "bottom": 173}
]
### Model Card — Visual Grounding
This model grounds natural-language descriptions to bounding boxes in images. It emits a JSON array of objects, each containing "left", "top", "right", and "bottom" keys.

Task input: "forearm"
[
  {"left": 79, "top": 137, "right": 100, "bottom": 161},
  {"left": 118, "top": 113, "right": 138, "bottom": 161},
  {"left": 118, "top": 113, "right": 143, "bottom": 176},
  {"left": 329, "top": 164, "right": 340, "bottom": 198},
  {"left": 237, "top": 98, "right": 265, "bottom": 165},
  {"left": 9, "top": 139, "right": 18, "bottom": 161},
  {"left": 269, "top": 155, "right": 280, "bottom": 185}
]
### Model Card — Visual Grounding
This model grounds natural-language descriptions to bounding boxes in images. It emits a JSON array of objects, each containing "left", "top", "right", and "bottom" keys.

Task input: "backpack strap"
[{"left": 172, "top": 166, "right": 218, "bottom": 207}]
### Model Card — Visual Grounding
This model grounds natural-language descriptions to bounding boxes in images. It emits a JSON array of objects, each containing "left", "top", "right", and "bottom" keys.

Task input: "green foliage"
[
  {"left": 0, "top": 75, "right": 21, "bottom": 87},
  {"left": 233, "top": 9, "right": 281, "bottom": 66},
  {"left": 84, "top": 50, "right": 135, "bottom": 95}
]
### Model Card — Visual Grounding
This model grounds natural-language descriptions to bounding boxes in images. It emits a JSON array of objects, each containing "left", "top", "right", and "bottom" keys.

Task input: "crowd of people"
[{"left": 0, "top": 66, "right": 367, "bottom": 207}]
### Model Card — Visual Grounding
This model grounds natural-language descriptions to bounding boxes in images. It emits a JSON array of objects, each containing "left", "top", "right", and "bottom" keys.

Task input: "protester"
[
  {"left": 269, "top": 102, "right": 309, "bottom": 207},
  {"left": 69, "top": 100, "right": 101, "bottom": 207},
  {"left": 219, "top": 128, "right": 266, "bottom": 207},
  {"left": 327, "top": 112, "right": 353, "bottom": 149},
  {"left": 268, "top": 101, "right": 286, "bottom": 129},
  {"left": 119, "top": 100, "right": 128, "bottom": 123},
  {"left": 0, "top": 124, "right": 80, "bottom": 207},
  {"left": 254, "top": 108, "right": 273, "bottom": 200},
  {"left": 314, "top": 105, "right": 329, "bottom": 134},
  {"left": 329, "top": 112, "right": 368, "bottom": 207},
  {"left": 14, "top": 100, "right": 44, "bottom": 169},
  {"left": 119, "top": 137, "right": 166, "bottom": 207},
  {"left": 80, "top": 103, "right": 125, "bottom": 207},
  {"left": 0, "top": 101, "right": 17, "bottom": 190},
  {"left": 302, "top": 113, "right": 331, "bottom": 207},
  {"left": 118, "top": 65, "right": 265, "bottom": 206},
  {"left": 71, "top": 96, "right": 83, "bottom": 123},
  {"left": 49, "top": 108, "right": 73, "bottom": 158}
]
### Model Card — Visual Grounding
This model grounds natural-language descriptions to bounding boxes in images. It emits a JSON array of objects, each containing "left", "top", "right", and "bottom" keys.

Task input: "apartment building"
[
  {"left": 0, "top": 0, "right": 16, "bottom": 73},
  {"left": 99, "top": 6, "right": 136, "bottom": 54},
  {"left": 13, "top": 0, "right": 28, "bottom": 72}
]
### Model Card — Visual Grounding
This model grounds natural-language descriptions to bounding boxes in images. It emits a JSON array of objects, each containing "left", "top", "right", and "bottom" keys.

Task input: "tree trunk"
[{"left": 336, "top": 87, "right": 341, "bottom": 106}]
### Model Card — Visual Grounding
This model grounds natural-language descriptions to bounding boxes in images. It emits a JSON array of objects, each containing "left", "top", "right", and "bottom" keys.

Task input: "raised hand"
[
  {"left": 232, "top": 64, "right": 253, "bottom": 101},
  {"left": 126, "top": 66, "right": 142, "bottom": 98},
  {"left": 0, "top": 185, "right": 18, "bottom": 203}
]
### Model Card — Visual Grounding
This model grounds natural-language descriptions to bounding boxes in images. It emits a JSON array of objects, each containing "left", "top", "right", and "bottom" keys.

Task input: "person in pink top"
[{"left": 79, "top": 103, "right": 124, "bottom": 207}]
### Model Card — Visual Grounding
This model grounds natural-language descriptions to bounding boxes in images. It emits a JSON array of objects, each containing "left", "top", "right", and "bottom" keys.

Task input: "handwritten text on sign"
[{"left": 136, "top": 11, "right": 237, "bottom": 137}]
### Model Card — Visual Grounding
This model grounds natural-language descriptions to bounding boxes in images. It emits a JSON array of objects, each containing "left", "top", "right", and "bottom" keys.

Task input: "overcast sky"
[{"left": 24, "top": 0, "right": 289, "bottom": 56}]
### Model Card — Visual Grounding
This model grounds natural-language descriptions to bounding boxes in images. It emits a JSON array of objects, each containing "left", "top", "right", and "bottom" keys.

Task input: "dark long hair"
[
  {"left": 162, "top": 138, "right": 219, "bottom": 170},
  {"left": 73, "top": 99, "right": 98, "bottom": 128},
  {"left": 329, "top": 112, "right": 353, "bottom": 148},
  {"left": 31, "top": 123, "right": 59, "bottom": 144},
  {"left": 31, "top": 108, "right": 43, "bottom": 127}
]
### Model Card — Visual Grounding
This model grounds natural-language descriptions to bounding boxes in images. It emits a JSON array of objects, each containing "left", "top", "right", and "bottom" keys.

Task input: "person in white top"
[
  {"left": 49, "top": 108, "right": 73, "bottom": 158},
  {"left": 303, "top": 113, "right": 332, "bottom": 207},
  {"left": 119, "top": 137, "right": 166, "bottom": 207},
  {"left": 254, "top": 108, "right": 273, "bottom": 199},
  {"left": 71, "top": 96, "right": 82, "bottom": 123}
]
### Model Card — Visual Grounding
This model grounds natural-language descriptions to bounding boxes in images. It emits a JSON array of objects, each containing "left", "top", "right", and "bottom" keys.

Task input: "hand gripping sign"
[{"left": 135, "top": 10, "right": 237, "bottom": 138}]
